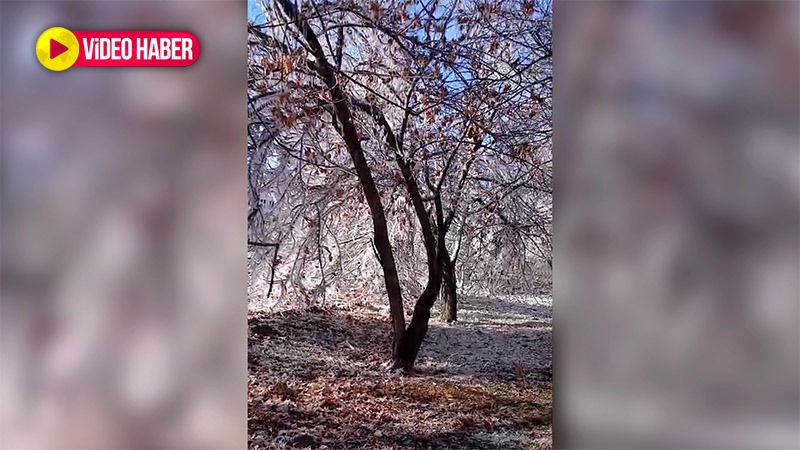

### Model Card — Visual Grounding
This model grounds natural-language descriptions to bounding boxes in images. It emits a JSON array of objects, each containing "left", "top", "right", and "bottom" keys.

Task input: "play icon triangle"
[{"left": 50, "top": 39, "right": 69, "bottom": 59}]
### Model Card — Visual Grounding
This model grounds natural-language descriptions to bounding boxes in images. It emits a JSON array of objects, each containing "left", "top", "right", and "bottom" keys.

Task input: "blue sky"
[{"left": 248, "top": 0, "right": 266, "bottom": 24}]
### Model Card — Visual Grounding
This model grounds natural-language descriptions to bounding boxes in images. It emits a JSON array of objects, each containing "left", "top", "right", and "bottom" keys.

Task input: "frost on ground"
[
  {"left": 248, "top": 295, "right": 552, "bottom": 450},
  {"left": 418, "top": 295, "right": 552, "bottom": 382}
]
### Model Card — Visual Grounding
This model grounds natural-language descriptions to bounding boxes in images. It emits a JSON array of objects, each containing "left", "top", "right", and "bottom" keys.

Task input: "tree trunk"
[
  {"left": 439, "top": 247, "right": 457, "bottom": 322},
  {"left": 350, "top": 100, "right": 443, "bottom": 371},
  {"left": 387, "top": 155, "right": 442, "bottom": 369},
  {"left": 440, "top": 268, "right": 457, "bottom": 323},
  {"left": 393, "top": 293, "right": 436, "bottom": 370}
]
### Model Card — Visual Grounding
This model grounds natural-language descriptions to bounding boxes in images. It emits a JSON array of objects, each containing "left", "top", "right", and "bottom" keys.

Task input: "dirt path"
[{"left": 248, "top": 296, "right": 552, "bottom": 449}]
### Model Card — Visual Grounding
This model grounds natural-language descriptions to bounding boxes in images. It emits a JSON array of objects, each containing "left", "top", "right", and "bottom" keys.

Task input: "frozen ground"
[
  {"left": 248, "top": 295, "right": 552, "bottom": 449},
  {"left": 418, "top": 295, "right": 552, "bottom": 382}
]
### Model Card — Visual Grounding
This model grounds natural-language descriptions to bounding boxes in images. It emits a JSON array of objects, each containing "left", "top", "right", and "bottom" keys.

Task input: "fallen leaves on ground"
[{"left": 248, "top": 299, "right": 552, "bottom": 449}]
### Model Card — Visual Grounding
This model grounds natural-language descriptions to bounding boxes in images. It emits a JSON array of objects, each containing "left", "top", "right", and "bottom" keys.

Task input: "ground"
[{"left": 248, "top": 295, "right": 553, "bottom": 450}]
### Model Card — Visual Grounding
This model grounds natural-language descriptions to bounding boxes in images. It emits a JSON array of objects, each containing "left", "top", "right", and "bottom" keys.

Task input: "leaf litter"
[{"left": 249, "top": 296, "right": 552, "bottom": 449}]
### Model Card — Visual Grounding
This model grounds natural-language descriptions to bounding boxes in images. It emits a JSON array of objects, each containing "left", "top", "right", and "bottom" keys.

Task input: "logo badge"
[
  {"left": 36, "top": 27, "right": 79, "bottom": 71},
  {"left": 36, "top": 27, "right": 201, "bottom": 71}
]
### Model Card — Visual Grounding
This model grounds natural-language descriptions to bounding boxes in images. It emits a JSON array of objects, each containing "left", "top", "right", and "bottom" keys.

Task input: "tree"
[{"left": 248, "top": 0, "right": 552, "bottom": 369}]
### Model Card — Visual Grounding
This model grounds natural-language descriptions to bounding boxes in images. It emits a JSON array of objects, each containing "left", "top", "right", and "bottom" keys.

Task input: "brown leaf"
[
  {"left": 454, "top": 416, "right": 475, "bottom": 429},
  {"left": 281, "top": 57, "right": 293, "bottom": 75},
  {"left": 369, "top": 1, "right": 380, "bottom": 19}
]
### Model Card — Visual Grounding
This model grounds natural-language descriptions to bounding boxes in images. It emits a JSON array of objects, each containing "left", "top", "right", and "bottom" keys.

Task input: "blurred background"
[
  {"left": 2, "top": 0, "right": 799, "bottom": 449},
  {"left": 555, "top": 1, "right": 800, "bottom": 448},
  {"left": 0, "top": 2, "right": 246, "bottom": 448}
]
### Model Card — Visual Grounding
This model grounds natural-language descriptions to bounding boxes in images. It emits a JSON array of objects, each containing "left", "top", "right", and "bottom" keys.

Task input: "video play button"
[
  {"left": 36, "top": 27, "right": 79, "bottom": 71},
  {"left": 50, "top": 39, "right": 69, "bottom": 59}
]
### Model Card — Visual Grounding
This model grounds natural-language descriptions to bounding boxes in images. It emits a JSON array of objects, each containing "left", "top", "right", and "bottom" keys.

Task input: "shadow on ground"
[{"left": 418, "top": 295, "right": 552, "bottom": 382}]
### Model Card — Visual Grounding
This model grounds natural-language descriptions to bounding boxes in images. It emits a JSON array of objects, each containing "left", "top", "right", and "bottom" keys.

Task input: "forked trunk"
[
  {"left": 392, "top": 292, "right": 436, "bottom": 370},
  {"left": 390, "top": 243, "right": 441, "bottom": 370},
  {"left": 278, "top": 0, "right": 442, "bottom": 373}
]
